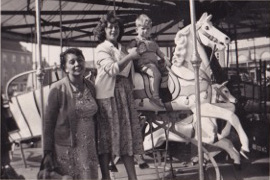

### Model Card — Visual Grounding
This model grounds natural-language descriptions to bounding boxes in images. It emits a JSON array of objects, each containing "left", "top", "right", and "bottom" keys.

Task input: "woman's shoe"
[
  {"left": 108, "top": 164, "right": 118, "bottom": 172},
  {"left": 138, "top": 162, "right": 150, "bottom": 169}
]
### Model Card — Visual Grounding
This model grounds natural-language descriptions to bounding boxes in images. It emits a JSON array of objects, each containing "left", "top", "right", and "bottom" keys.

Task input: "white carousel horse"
[
  {"left": 133, "top": 12, "right": 249, "bottom": 156},
  {"left": 142, "top": 81, "right": 241, "bottom": 165}
]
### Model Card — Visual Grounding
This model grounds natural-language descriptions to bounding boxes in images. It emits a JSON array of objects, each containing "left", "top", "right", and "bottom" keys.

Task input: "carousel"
[{"left": 1, "top": 0, "right": 270, "bottom": 180}]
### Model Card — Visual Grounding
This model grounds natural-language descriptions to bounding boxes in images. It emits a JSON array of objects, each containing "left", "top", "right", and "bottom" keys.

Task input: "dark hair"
[
  {"left": 93, "top": 11, "right": 124, "bottom": 43},
  {"left": 60, "top": 48, "right": 85, "bottom": 71}
]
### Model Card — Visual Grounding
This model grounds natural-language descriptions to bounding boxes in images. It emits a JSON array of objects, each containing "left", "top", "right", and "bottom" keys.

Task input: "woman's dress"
[
  {"left": 97, "top": 76, "right": 144, "bottom": 156},
  {"left": 54, "top": 86, "right": 99, "bottom": 179}
]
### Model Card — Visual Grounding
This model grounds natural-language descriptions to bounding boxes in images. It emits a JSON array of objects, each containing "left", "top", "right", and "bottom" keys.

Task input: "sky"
[{"left": 20, "top": 42, "right": 96, "bottom": 66}]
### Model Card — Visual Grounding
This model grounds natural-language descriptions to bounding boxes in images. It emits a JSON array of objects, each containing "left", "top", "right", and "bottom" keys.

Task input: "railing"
[{"left": 5, "top": 66, "right": 62, "bottom": 100}]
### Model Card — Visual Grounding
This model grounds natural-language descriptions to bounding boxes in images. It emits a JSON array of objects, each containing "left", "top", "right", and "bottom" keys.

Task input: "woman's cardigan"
[
  {"left": 95, "top": 40, "right": 135, "bottom": 99},
  {"left": 43, "top": 76, "right": 96, "bottom": 151}
]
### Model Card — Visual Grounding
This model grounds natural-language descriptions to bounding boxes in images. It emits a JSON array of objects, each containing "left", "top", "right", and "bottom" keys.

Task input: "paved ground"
[{"left": 9, "top": 142, "right": 270, "bottom": 180}]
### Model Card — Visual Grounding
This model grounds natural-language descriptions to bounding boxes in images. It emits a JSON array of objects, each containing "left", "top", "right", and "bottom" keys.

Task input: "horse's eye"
[
  {"left": 224, "top": 90, "right": 228, "bottom": 93},
  {"left": 205, "top": 26, "right": 209, "bottom": 30}
]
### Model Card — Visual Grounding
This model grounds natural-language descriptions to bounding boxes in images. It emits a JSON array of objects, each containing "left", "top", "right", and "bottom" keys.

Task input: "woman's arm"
[
  {"left": 96, "top": 47, "right": 139, "bottom": 75},
  {"left": 96, "top": 50, "right": 120, "bottom": 76},
  {"left": 43, "top": 86, "right": 59, "bottom": 151},
  {"left": 117, "top": 47, "right": 139, "bottom": 71}
]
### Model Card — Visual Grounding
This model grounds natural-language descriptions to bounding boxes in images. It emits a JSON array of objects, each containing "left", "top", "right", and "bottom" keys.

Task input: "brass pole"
[
  {"left": 35, "top": 0, "right": 45, "bottom": 156},
  {"left": 189, "top": 0, "right": 204, "bottom": 180}
]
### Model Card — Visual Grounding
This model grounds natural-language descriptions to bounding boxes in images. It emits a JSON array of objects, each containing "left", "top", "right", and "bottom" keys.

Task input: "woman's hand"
[
  {"left": 43, "top": 152, "right": 55, "bottom": 170},
  {"left": 127, "top": 47, "right": 140, "bottom": 60},
  {"left": 118, "top": 47, "right": 140, "bottom": 71}
]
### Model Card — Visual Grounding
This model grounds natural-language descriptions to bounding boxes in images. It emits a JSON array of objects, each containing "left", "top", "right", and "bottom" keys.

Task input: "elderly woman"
[
  {"left": 43, "top": 48, "right": 99, "bottom": 179},
  {"left": 93, "top": 12, "right": 144, "bottom": 180}
]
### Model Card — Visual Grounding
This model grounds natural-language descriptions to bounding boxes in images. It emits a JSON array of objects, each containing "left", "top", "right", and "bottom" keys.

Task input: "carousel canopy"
[{"left": 1, "top": 0, "right": 270, "bottom": 47}]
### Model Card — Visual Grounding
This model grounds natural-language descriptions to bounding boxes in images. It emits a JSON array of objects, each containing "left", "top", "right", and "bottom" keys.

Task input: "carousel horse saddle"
[
  {"left": 133, "top": 66, "right": 209, "bottom": 105},
  {"left": 133, "top": 62, "right": 172, "bottom": 103}
]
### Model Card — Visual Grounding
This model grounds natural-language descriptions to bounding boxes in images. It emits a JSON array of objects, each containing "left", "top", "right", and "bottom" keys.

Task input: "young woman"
[{"left": 93, "top": 12, "right": 144, "bottom": 180}]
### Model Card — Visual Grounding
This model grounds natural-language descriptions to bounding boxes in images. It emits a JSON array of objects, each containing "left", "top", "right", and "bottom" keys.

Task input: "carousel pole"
[
  {"left": 35, "top": 0, "right": 45, "bottom": 156},
  {"left": 189, "top": 0, "right": 204, "bottom": 180},
  {"left": 59, "top": 0, "right": 63, "bottom": 52}
]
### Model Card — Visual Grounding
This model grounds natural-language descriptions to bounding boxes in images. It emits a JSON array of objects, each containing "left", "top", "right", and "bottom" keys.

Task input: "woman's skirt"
[{"left": 97, "top": 76, "right": 144, "bottom": 156}]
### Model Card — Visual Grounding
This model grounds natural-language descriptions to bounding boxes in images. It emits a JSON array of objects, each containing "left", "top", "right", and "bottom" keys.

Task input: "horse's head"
[
  {"left": 196, "top": 12, "right": 230, "bottom": 51},
  {"left": 173, "top": 12, "right": 230, "bottom": 69},
  {"left": 212, "top": 81, "right": 237, "bottom": 103}
]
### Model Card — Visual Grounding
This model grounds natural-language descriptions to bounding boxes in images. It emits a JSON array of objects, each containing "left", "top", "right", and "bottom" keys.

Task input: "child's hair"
[{"left": 135, "top": 14, "right": 152, "bottom": 27}]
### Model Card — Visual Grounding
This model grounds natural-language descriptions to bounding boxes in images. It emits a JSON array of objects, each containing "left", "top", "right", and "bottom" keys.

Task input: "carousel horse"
[
  {"left": 142, "top": 81, "right": 241, "bottom": 165},
  {"left": 133, "top": 12, "right": 249, "bottom": 159}
]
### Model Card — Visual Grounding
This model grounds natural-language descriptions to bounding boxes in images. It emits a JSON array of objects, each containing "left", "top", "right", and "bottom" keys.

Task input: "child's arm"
[
  {"left": 126, "top": 39, "right": 137, "bottom": 53},
  {"left": 157, "top": 48, "right": 172, "bottom": 67}
]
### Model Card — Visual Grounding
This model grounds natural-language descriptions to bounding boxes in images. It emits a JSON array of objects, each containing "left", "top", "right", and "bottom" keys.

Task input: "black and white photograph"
[{"left": 1, "top": 0, "right": 270, "bottom": 179}]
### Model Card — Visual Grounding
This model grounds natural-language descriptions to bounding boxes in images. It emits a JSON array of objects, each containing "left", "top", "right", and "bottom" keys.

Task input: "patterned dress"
[
  {"left": 97, "top": 76, "right": 144, "bottom": 156},
  {"left": 54, "top": 86, "right": 99, "bottom": 179}
]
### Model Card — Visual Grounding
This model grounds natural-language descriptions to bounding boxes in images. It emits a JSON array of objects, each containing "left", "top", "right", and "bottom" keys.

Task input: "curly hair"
[
  {"left": 135, "top": 14, "right": 152, "bottom": 27},
  {"left": 60, "top": 48, "right": 85, "bottom": 71},
  {"left": 93, "top": 11, "right": 124, "bottom": 43}
]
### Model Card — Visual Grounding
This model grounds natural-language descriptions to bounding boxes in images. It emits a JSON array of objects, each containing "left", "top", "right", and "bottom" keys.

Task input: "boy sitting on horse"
[{"left": 127, "top": 14, "right": 171, "bottom": 108}]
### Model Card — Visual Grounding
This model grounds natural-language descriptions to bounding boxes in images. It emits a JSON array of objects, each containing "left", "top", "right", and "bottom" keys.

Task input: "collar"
[{"left": 104, "top": 40, "right": 121, "bottom": 49}]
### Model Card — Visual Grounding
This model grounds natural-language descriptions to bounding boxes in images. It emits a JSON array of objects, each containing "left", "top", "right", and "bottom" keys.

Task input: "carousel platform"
[{"left": 9, "top": 142, "right": 270, "bottom": 180}]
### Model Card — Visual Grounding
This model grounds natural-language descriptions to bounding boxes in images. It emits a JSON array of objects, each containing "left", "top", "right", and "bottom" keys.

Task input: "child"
[{"left": 128, "top": 14, "right": 171, "bottom": 108}]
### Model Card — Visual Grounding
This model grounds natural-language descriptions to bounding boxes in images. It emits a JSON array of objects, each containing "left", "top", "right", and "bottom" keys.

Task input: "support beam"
[
  {"left": 1, "top": 10, "right": 149, "bottom": 15},
  {"left": 152, "top": 20, "right": 179, "bottom": 39},
  {"left": 2, "top": 18, "right": 101, "bottom": 30},
  {"left": 35, "top": 0, "right": 45, "bottom": 157}
]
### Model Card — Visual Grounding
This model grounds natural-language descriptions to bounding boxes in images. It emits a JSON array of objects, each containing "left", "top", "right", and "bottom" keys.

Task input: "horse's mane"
[
  {"left": 172, "top": 14, "right": 207, "bottom": 67},
  {"left": 172, "top": 25, "right": 191, "bottom": 67}
]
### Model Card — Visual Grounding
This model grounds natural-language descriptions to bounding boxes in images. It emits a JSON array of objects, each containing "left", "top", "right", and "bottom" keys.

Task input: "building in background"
[
  {"left": 228, "top": 43, "right": 270, "bottom": 83},
  {"left": 215, "top": 37, "right": 270, "bottom": 83},
  {"left": 1, "top": 39, "right": 32, "bottom": 95}
]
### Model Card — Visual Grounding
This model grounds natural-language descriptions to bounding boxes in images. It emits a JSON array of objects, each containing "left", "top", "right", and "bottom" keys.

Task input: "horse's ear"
[
  {"left": 221, "top": 81, "right": 228, "bottom": 86},
  {"left": 199, "top": 12, "right": 208, "bottom": 22},
  {"left": 206, "top": 14, "right": 212, "bottom": 22}
]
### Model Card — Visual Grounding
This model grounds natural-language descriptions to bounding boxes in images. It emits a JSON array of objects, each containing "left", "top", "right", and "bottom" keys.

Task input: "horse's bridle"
[
  {"left": 196, "top": 25, "right": 224, "bottom": 47},
  {"left": 195, "top": 26, "right": 219, "bottom": 77}
]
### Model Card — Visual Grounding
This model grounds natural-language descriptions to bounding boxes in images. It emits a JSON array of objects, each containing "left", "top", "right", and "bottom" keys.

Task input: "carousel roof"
[{"left": 1, "top": 0, "right": 270, "bottom": 47}]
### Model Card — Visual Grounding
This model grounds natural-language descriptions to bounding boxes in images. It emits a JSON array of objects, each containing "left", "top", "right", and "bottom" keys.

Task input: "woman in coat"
[{"left": 43, "top": 48, "right": 99, "bottom": 179}]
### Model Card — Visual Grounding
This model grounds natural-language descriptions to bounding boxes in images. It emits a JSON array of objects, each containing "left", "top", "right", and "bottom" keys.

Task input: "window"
[
  {"left": 2, "top": 68, "right": 7, "bottom": 81},
  {"left": 12, "top": 55, "right": 16, "bottom": 63},
  {"left": 2, "top": 53, "right": 7, "bottom": 62},
  {"left": 27, "top": 56, "right": 31, "bottom": 64},
  {"left": 21, "top": 56, "right": 25, "bottom": 64}
]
